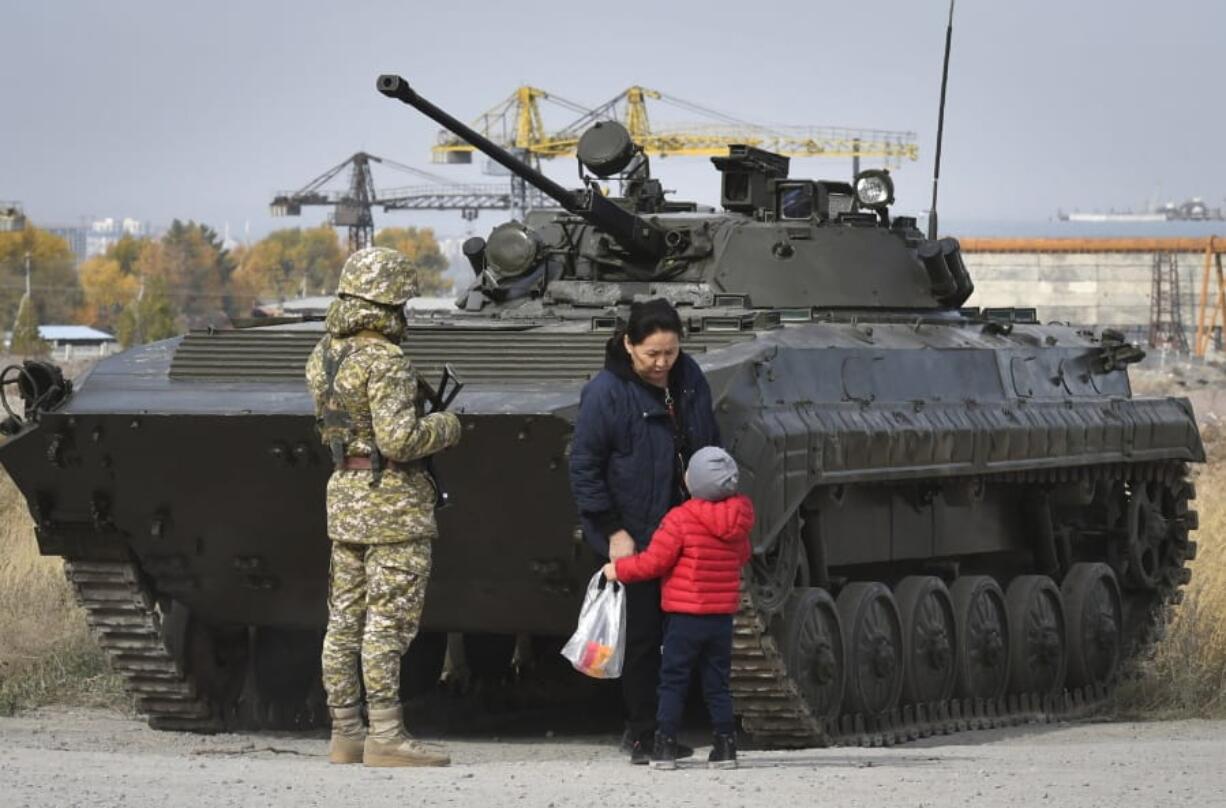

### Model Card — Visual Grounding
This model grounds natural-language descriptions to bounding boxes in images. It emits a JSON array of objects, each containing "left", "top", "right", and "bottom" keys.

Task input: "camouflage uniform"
[{"left": 305, "top": 247, "right": 462, "bottom": 709}]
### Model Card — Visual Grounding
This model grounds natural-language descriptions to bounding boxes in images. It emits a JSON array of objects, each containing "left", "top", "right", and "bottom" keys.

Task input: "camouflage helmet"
[{"left": 335, "top": 247, "right": 417, "bottom": 305}]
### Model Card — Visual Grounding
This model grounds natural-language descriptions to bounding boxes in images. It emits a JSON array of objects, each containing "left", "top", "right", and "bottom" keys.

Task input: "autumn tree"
[
  {"left": 78, "top": 249, "right": 143, "bottom": 331},
  {"left": 108, "top": 233, "right": 145, "bottom": 275},
  {"left": 115, "top": 277, "right": 179, "bottom": 348},
  {"left": 372, "top": 227, "right": 451, "bottom": 296},
  {"left": 140, "top": 220, "right": 237, "bottom": 328},
  {"left": 230, "top": 226, "right": 344, "bottom": 311},
  {"left": 0, "top": 227, "right": 83, "bottom": 326}
]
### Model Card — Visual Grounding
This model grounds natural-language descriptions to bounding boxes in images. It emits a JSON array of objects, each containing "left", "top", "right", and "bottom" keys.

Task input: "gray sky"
[{"left": 3, "top": 0, "right": 1225, "bottom": 241}]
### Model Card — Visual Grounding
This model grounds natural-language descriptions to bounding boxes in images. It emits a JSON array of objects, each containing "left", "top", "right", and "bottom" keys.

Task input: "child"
[{"left": 602, "top": 446, "right": 754, "bottom": 770}]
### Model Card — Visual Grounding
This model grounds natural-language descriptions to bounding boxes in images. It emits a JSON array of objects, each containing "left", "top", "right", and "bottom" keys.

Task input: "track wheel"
[
  {"left": 1062, "top": 563, "right": 1122, "bottom": 688},
  {"left": 950, "top": 576, "right": 1010, "bottom": 700},
  {"left": 777, "top": 588, "right": 845, "bottom": 724},
  {"left": 1124, "top": 481, "right": 1169, "bottom": 589},
  {"left": 895, "top": 576, "right": 956, "bottom": 704},
  {"left": 1005, "top": 575, "right": 1067, "bottom": 695},
  {"left": 836, "top": 582, "right": 904, "bottom": 717}
]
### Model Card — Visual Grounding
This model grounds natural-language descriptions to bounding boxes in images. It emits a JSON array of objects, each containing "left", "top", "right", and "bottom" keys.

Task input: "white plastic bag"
[{"left": 561, "top": 571, "right": 626, "bottom": 679}]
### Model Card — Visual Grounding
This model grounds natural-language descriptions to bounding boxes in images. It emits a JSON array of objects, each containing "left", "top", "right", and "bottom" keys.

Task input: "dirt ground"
[{"left": 0, "top": 708, "right": 1222, "bottom": 808}]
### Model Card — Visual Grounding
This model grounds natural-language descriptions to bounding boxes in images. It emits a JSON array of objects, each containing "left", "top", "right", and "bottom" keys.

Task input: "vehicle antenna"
[{"left": 928, "top": 0, "right": 955, "bottom": 240}]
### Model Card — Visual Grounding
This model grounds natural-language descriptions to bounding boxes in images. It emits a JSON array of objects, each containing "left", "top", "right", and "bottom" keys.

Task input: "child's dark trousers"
[{"left": 656, "top": 612, "right": 734, "bottom": 738}]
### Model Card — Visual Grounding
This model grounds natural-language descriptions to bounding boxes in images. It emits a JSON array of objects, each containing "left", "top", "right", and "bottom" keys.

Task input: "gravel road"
[{"left": 1, "top": 707, "right": 1223, "bottom": 807}]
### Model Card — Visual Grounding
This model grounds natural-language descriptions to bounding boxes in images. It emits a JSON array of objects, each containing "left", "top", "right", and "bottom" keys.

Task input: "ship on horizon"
[{"left": 1058, "top": 197, "right": 1223, "bottom": 223}]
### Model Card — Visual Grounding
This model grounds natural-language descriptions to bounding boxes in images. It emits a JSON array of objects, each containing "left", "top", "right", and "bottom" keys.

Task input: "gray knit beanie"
[{"left": 686, "top": 446, "right": 739, "bottom": 501}]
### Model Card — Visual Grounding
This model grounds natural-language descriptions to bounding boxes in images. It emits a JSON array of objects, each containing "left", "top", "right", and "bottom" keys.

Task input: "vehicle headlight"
[
  {"left": 854, "top": 169, "right": 894, "bottom": 209},
  {"left": 485, "top": 221, "right": 541, "bottom": 280}
]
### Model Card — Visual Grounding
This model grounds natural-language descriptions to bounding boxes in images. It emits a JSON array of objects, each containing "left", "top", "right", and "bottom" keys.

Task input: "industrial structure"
[
  {"left": 269, "top": 152, "right": 546, "bottom": 252},
  {"left": 1194, "top": 237, "right": 1226, "bottom": 357},
  {"left": 431, "top": 85, "right": 919, "bottom": 165}
]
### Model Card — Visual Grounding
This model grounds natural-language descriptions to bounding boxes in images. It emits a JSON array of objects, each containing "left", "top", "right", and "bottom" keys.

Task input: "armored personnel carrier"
[{"left": 0, "top": 75, "right": 1202, "bottom": 746}]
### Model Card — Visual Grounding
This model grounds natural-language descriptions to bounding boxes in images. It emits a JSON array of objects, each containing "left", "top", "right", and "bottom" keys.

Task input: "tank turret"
[{"left": 378, "top": 74, "right": 972, "bottom": 314}]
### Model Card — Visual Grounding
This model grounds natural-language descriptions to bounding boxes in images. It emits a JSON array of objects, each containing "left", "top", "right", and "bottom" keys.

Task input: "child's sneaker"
[
  {"left": 650, "top": 731, "right": 678, "bottom": 770},
  {"left": 629, "top": 735, "right": 651, "bottom": 766},
  {"left": 708, "top": 732, "right": 737, "bottom": 769}
]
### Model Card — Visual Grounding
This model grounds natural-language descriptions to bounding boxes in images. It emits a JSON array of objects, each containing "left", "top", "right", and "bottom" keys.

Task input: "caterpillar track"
[
  {"left": 64, "top": 560, "right": 223, "bottom": 732},
  {"left": 731, "top": 460, "right": 1197, "bottom": 748}
]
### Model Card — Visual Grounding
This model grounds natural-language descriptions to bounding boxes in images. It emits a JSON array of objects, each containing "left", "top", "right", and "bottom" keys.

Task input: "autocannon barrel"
[{"left": 377, "top": 74, "right": 663, "bottom": 259}]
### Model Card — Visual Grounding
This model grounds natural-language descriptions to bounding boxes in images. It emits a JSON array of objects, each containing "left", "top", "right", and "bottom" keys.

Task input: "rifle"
[{"left": 416, "top": 362, "right": 464, "bottom": 508}]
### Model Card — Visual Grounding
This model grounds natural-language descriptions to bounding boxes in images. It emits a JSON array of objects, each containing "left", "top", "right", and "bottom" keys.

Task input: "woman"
[{"left": 568, "top": 298, "right": 722, "bottom": 764}]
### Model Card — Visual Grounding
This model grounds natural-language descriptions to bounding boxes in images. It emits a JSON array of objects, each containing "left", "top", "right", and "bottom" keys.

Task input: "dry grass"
[
  {"left": 0, "top": 471, "right": 130, "bottom": 715},
  {"left": 1114, "top": 420, "right": 1226, "bottom": 718}
]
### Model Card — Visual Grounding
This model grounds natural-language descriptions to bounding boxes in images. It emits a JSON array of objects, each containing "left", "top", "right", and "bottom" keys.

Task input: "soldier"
[{"left": 305, "top": 246, "right": 462, "bottom": 767}]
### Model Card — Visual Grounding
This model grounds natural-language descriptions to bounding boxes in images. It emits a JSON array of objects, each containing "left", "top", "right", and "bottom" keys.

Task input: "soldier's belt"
[{"left": 339, "top": 456, "right": 421, "bottom": 474}]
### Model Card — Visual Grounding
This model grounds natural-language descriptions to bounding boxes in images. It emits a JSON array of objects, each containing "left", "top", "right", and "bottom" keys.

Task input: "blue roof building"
[{"left": 27, "top": 325, "right": 120, "bottom": 359}]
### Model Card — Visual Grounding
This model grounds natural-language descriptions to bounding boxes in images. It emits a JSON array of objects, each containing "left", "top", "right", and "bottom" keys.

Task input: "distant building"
[
  {"left": 45, "top": 216, "right": 149, "bottom": 266},
  {"left": 86, "top": 217, "right": 146, "bottom": 260},
  {"left": 0, "top": 202, "right": 26, "bottom": 232},
  {"left": 438, "top": 234, "right": 479, "bottom": 291},
  {"left": 37, "top": 325, "right": 118, "bottom": 358},
  {"left": 46, "top": 225, "right": 88, "bottom": 263}
]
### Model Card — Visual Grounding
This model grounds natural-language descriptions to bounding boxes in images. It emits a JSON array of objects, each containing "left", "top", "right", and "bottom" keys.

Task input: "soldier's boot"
[
  {"left": 328, "top": 705, "right": 366, "bottom": 764},
  {"left": 363, "top": 704, "right": 451, "bottom": 768}
]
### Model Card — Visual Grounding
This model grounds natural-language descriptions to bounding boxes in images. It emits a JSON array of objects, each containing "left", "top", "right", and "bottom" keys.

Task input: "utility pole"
[
  {"left": 135, "top": 278, "right": 145, "bottom": 346},
  {"left": 11, "top": 251, "right": 45, "bottom": 356}
]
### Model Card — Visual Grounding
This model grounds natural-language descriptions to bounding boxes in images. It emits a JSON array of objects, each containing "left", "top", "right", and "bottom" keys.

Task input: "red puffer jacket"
[{"left": 614, "top": 495, "right": 754, "bottom": 615}]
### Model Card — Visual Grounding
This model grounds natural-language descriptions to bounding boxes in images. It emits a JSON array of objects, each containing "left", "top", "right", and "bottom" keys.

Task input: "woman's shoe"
[
  {"left": 629, "top": 728, "right": 692, "bottom": 764},
  {"left": 708, "top": 732, "right": 738, "bottom": 769},
  {"left": 650, "top": 731, "right": 678, "bottom": 770}
]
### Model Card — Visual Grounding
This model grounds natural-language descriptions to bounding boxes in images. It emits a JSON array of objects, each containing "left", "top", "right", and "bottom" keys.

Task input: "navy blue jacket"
[{"left": 569, "top": 340, "right": 721, "bottom": 558}]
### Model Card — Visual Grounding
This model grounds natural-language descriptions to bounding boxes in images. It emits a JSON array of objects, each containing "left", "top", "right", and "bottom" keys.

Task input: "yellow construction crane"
[
  {"left": 431, "top": 86, "right": 590, "bottom": 162},
  {"left": 432, "top": 85, "right": 919, "bottom": 165}
]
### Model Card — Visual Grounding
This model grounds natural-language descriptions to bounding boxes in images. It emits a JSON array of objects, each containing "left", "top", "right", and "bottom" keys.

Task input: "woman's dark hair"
[{"left": 622, "top": 298, "right": 683, "bottom": 345}]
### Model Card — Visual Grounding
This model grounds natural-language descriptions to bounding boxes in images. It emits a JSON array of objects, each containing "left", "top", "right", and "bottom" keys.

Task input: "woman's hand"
[
  {"left": 608, "top": 530, "right": 636, "bottom": 561},
  {"left": 602, "top": 562, "right": 618, "bottom": 582}
]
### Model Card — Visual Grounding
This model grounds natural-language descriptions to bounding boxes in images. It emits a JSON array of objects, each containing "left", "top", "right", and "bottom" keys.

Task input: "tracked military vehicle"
[{"left": 0, "top": 74, "right": 1202, "bottom": 746}]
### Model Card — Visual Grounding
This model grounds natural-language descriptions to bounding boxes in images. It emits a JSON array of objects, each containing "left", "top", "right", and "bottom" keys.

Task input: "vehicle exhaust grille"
[{"left": 169, "top": 328, "right": 755, "bottom": 383}]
